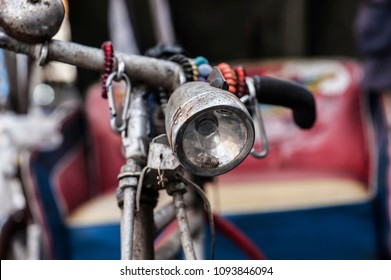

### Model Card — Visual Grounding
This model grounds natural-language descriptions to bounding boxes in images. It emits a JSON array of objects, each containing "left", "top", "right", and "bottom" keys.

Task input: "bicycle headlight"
[{"left": 165, "top": 82, "right": 255, "bottom": 177}]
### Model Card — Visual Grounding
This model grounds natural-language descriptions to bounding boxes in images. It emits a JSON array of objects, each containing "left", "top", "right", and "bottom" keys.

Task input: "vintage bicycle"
[{"left": 0, "top": 0, "right": 316, "bottom": 260}]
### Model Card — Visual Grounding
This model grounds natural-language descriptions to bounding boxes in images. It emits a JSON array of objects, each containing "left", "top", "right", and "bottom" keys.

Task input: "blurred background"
[
  {"left": 68, "top": 0, "right": 360, "bottom": 92},
  {"left": 2, "top": 0, "right": 390, "bottom": 260}
]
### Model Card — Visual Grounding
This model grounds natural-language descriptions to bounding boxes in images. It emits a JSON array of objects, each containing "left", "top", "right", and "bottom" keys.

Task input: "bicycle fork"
[{"left": 115, "top": 89, "right": 199, "bottom": 260}]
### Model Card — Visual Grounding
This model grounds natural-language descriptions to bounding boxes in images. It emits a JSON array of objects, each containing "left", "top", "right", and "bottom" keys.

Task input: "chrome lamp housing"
[{"left": 165, "top": 81, "right": 255, "bottom": 177}]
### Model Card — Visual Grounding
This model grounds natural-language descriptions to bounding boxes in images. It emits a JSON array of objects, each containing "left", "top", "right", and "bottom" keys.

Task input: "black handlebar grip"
[{"left": 252, "top": 76, "right": 316, "bottom": 129}]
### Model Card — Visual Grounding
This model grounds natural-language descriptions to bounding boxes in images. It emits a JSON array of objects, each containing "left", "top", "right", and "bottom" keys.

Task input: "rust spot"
[{"left": 0, "top": 0, "right": 64, "bottom": 43}]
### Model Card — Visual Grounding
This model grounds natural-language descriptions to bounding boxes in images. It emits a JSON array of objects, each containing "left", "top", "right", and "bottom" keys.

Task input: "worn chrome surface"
[
  {"left": 122, "top": 87, "right": 149, "bottom": 161},
  {"left": 0, "top": 0, "right": 65, "bottom": 43},
  {"left": 118, "top": 86, "right": 157, "bottom": 260},
  {"left": 121, "top": 187, "right": 136, "bottom": 260},
  {"left": 0, "top": 31, "right": 183, "bottom": 90},
  {"left": 132, "top": 194, "right": 156, "bottom": 260},
  {"left": 147, "top": 135, "right": 180, "bottom": 171},
  {"left": 117, "top": 160, "right": 141, "bottom": 260},
  {"left": 165, "top": 82, "right": 255, "bottom": 177},
  {"left": 116, "top": 88, "right": 148, "bottom": 260}
]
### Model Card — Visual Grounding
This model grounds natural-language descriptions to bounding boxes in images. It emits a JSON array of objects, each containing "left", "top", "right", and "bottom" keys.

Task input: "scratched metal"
[
  {"left": 0, "top": 0, "right": 65, "bottom": 43},
  {"left": 0, "top": 30, "right": 183, "bottom": 91},
  {"left": 165, "top": 81, "right": 255, "bottom": 177}
]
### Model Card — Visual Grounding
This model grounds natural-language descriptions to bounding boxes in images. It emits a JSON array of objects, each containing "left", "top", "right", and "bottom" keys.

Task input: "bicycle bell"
[
  {"left": 0, "top": 0, "right": 65, "bottom": 43},
  {"left": 165, "top": 70, "right": 255, "bottom": 177}
]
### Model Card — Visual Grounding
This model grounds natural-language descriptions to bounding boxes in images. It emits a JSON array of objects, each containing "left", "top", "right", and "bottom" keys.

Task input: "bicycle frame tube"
[{"left": 117, "top": 86, "right": 159, "bottom": 260}]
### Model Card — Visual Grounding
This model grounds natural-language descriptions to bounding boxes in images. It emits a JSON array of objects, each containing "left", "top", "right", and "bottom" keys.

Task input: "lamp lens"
[{"left": 182, "top": 110, "right": 249, "bottom": 169}]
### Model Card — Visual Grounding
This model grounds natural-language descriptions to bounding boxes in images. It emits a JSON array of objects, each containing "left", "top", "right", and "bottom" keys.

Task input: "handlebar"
[
  {"left": 0, "top": 30, "right": 183, "bottom": 91},
  {"left": 1, "top": 29, "right": 316, "bottom": 129},
  {"left": 251, "top": 76, "right": 316, "bottom": 129}
]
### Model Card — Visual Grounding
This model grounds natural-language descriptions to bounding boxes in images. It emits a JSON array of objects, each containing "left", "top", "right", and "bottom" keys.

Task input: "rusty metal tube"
[
  {"left": 121, "top": 187, "right": 136, "bottom": 260},
  {"left": 0, "top": 30, "right": 183, "bottom": 91},
  {"left": 172, "top": 191, "right": 197, "bottom": 260}
]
